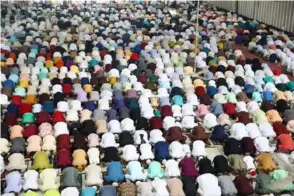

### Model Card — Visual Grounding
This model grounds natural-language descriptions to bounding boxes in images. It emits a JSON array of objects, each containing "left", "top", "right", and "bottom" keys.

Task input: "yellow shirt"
[
  {"left": 70, "top": 65, "right": 80, "bottom": 74},
  {"left": 193, "top": 79, "right": 206, "bottom": 88},
  {"left": 45, "top": 60, "right": 54, "bottom": 68},
  {"left": 84, "top": 84, "right": 93, "bottom": 93},
  {"left": 109, "top": 77, "right": 117, "bottom": 85},
  {"left": 19, "top": 80, "right": 29, "bottom": 88}
]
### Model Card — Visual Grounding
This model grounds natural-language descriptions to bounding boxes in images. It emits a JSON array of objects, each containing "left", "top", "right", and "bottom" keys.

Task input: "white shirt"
[
  {"left": 247, "top": 101, "right": 260, "bottom": 113},
  {"left": 243, "top": 155, "right": 256, "bottom": 170},
  {"left": 169, "top": 141, "right": 185, "bottom": 159},
  {"left": 70, "top": 100, "right": 82, "bottom": 111},
  {"left": 52, "top": 84, "right": 63, "bottom": 94},
  {"left": 108, "top": 120, "right": 122, "bottom": 133},
  {"left": 149, "top": 129, "right": 165, "bottom": 144},
  {"left": 85, "top": 164, "right": 103, "bottom": 186},
  {"left": 163, "top": 116, "right": 176, "bottom": 131},
  {"left": 57, "top": 101, "right": 69, "bottom": 112},
  {"left": 186, "top": 94, "right": 199, "bottom": 106},
  {"left": 230, "top": 123, "right": 249, "bottom": 141},
  {"left": 164, "top": 159, "right": 181, "bottom": 177},
  {"left": 181, "top": 116, "right": 196, "bottom": 129},
  {"left": 98, "top": 98, "right": 110, "bottom": 110},
  {"left": 245, "top": 123, "right": 262, "bottom": 139},
  {"left": 258, "top": 122, "right": 276, "bottom": 138},
  {"left": 172, "top": 105, "right": 182, "bottom": 117},
  {"left": 182, "top": 103, "right": 195, "bottom": 116},
  {"left": 54, "top": 122, "right": 69, "bottom": 137},
  {"left": 192, "top": 140, "right": 207, "bottom": 157},
  {"left": 120, "top": 118, "right": 135, "bottom": 131},
  {"left": 122, "top": 145, "right": 139, "bottom": 161},
  {"left": 134, "top": 130, "right": 149, "bottom": 145},
  {"left": 254, "top": 137, "right": 274, "bottom": 153},
  {"left": 197, "top": 174, "right": 221, "bottom": 196},
  {"left": 23, "top": 170, "right": 39, "bottom": 191},
  {"left": 139, "top": 144, "right": 154, "bottom": 160},
  {"left": 87, "top": 148, "right": 100, "bottom": 165},
  {"left": 61, "top": 187, "right": 79, "bottom": 196},
  {"left": 100, "top": 132, "right": 118, "bottom": 148},
  {"left": 66, "top": 110, "right": 79, "bottom": 122},
  {"left": 203, "top": 113, "right": 218, "bottom": 129}
]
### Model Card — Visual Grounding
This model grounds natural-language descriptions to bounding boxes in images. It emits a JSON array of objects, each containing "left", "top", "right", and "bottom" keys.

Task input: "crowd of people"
[{"left": 1, "top": 1, "right": 294, "bottom": 196}]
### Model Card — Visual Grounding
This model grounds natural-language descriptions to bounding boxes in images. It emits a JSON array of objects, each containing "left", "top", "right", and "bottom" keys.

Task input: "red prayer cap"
[
  {"left": 131, "top": 53, "right": 140, "bottom": 61},
  {"left": 11, "top": 95, "right": 22, "bottom": 106}
]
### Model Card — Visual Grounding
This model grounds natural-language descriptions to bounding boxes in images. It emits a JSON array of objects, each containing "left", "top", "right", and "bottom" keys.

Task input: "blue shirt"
[
  {"left": 154, "top": 141, "right": 170, "bottom": 160},
  {"left": 172, "top": 95, "right": 184, "bottom": 106},
  {"left": 43, "top": 101, "right": 55, "bottom": 113},
  {"left": 3, "top": 79, "right": 15, "bottom": 89},
  {"left": 6, "top": 103, "right": 19, "bottom": 115},
  {"left": 83, "top": 101, "right": 96, "bottom": 112},
  {"left": 104, "top": 162, "right": 124, "bottom": 183},
  {"left": 263, "top": 91, "right": 274, "bottom": 102},
  {"left": 82, "top": 187, "right": 96, "bottom": 196},
  {"left": 207, "top": 86, "right": 217, "bottom": 97}
]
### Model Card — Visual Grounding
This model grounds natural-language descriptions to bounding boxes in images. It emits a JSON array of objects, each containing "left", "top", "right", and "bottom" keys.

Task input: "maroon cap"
[
  {"left": 166, "top": 126, "right": 186, "bottom": 143},
  {"left": 23, "top": 125, "right": 38, "bottom": 139},
  {"left": 3, "top": 114, "right": 18, "bottom": 126},
  {"left": 149, "top": 116, "right": 163, "bottom": 130},
  {"left": 57, "top": 134, "right": 72, "bottom": 150},
  {"left": 161, "top": 105, "right": 172, "bottom": 118},
  {"left": 236, "top": 112, "right": 252, "bottom": 125},
  {"left": 36, "top": 111, "right": 51, "bottom": 125},
  {"left": 195, "top": 86, "right": 206, "bottom": 97},
  {"left": 56, "top": 148, "right": 72, "bottom": 168}
]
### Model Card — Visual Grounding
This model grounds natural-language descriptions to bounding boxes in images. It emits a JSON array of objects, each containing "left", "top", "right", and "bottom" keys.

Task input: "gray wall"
[{"left": 207, "top": 1, "right": 294, "bottom": 33}]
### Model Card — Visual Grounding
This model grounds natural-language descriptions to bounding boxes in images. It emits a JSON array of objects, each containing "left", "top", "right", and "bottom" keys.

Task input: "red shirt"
[
  {"left": 11, "top": 95, "right": 22, "bottom": 106},
  {"left": 19, "top": 103, "right": 32, "bottom": 116},
  {"left": 52, "top": 111, "right": 66, "bottom": 123},
  {"left": 223, "top": 102, "right": 237, "bottom": 116}
]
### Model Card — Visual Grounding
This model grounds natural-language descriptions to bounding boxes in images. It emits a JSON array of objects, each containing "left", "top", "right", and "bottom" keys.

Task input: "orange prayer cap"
[
  {"left": 9, "top": 53, "right": 17, "bottom": 61},
  {"left": 53, "top": 56, "right": 62, "bottom": 63},
  {"left": 25, "top": 94, "right": 37, "bottom": 104},
  {"left": 5, "top": 58, "right": 14, "bottom": 66},
  {"left": 55, "top": 60, "right": 64, "bottom": 69}
]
